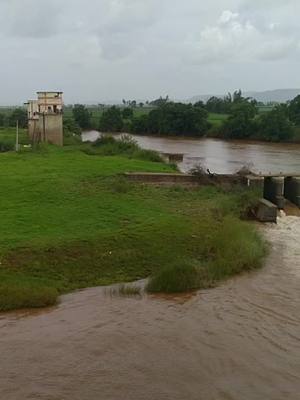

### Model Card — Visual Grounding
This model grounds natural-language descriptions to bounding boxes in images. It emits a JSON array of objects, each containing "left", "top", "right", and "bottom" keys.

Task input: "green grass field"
[
  {"left": 207, "top": 112, "right": 228, "bottom": 127},
  {"left": 0, "top": 137, "right": 265, "bottom": 311},
  {"left": 0, "top": 127, "right": 28, "bottom": 143}
]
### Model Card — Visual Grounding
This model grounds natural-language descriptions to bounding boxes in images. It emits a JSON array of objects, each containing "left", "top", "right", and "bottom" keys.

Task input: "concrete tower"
[{"left": 26, "top": 91, "right": 64, "bottom": 146}]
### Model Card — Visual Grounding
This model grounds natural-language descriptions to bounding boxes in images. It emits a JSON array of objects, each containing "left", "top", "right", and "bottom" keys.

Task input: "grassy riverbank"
[{"left": 0, "top": 143, "right": 265, "bottom": 311}]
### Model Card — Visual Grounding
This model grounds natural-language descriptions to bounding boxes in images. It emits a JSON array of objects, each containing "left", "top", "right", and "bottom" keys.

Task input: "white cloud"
[
  {"left": 219, "top": 10, "right": 239, "bottom": 24},
  {"left": 191, "top": 8, "right": 300, "bottom": 64}
]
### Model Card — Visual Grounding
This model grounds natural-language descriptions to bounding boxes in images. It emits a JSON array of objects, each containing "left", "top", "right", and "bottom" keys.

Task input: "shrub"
[
  {"left": 93, "top": 134, "right": 117, "bottom": 147},
  {"left": 63, "top": 117, "right": 81, "bottom": 136},
  {"left": 110, "top": 176, "right": 132, "bottom": 193},
  {"left": 257, "top": 106, "right": 294, "bottom": 142},
  {"left": 132, "top": 149, "right": 163, "bottom": 162},
  {"left": 63, "top": 132, "right": 82, "bottom": 146},
  {"left": 147, "top": 215, "right": 265, "bottom": 294},
  {"left": 147, "top": 260, "right": 200, "bottom": 293},
  {"left": 72, "top": 104, "right": 91, "bottom": 129},
  {"left": 99, "top": 106, "right": 123, "bottom": 132},
  {"left": 0, "top": 279, "right": 58, "bottom": 312},
  {"left": 208, "top": 216, "right": 266, "bottom": 280},
  {"left": 89, "top": 134, "right": 163, "bottom": 162},
  {"left": 9, "top": 108, "right": 28, "bottom": 128},
  {"left": 0, "top": 140, "right": 15, "bottom": 152}
]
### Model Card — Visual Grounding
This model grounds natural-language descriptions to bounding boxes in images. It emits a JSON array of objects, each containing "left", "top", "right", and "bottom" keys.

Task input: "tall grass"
[
  {"left": 0, "top": 275, "right": 58, "bottom": 312},
  {"left": 85, "top": 134, "right": 163, "bottom": 162},
  {"left": 108, "top": 283, "right": 142, "bottom": 297},
  {"left": 148, "top": 216, "right": 266, "bottom": 293},
  {"left": 0, "top": 139, "right": 15, "bottom": 152},
  {"left": 147, "top": 260, "right": 200, "bottom": 293}
]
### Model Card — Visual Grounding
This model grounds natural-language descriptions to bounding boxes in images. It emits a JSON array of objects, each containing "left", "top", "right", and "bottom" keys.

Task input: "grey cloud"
[
  {"left": 0, "top": 0, "right": 62, "bottom": 38},
  {"left": 0, "top": 0, "right": 299, "bottom": 105}
]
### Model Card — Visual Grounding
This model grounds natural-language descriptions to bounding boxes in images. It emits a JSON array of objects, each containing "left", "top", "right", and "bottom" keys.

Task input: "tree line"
[
  {"left": 1, "top": 92, "right": 299, "bottom": 143},
  {"left": 71, "top": 92, "right": 300, "bottom": 142},
  {"left": 221, "top": 93, "right": 300, "bottom": 141},
  {"left": 0, "top": 108, "right": 27, "bottom": 128}
]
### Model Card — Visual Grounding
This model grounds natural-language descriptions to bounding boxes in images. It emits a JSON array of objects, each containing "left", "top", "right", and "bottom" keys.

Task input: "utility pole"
[{"left": 16, "top": 120, "right": 19, "bottom": 152}]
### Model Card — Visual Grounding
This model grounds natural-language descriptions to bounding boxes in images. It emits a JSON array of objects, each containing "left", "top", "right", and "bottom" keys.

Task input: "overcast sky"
[{"left": 0, "top": 0, "right": 299, "bottom": 105}]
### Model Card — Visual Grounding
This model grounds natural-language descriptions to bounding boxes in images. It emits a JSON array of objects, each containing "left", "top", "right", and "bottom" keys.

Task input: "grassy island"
[{"left": 0, "top": 134, "right": 265, "bottom": 311}]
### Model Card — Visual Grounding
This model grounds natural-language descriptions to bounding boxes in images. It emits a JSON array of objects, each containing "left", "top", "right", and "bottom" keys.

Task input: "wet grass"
[
  {"left": 108, "top": 283, "right": 142, "bottom": 298},
  {"left": 0, "top": 144, "right": 265, "bottom": 311},
  {"left": 0, "top": 274, "right": 58, "bottom": 311},
  {"left": 147, "top": 216, "right": 265, "bottom": 293},
  {"left": 147, "top": 260, "right": 200, "bottom": 293}
]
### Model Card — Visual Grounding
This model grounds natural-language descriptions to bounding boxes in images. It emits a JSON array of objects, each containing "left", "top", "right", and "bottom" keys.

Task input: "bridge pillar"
[
  {"left": 284, "top": 177, "right": 300, "bottom": 208},
  {"left": 263, "top": 177, "right": 285, "bottom": 209}
]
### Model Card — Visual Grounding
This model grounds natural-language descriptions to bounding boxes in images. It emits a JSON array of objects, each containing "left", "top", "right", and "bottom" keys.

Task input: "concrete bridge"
[{"left": 247, "top": 174, "right": 300, "bottom": 209}]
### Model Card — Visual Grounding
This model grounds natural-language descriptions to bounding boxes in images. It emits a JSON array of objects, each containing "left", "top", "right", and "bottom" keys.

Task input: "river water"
[
  {"left": 0, "top": 216, "right": 299, "bottom": 400},
  {"left": 82, "top": 131, "right": 300, "bottom": 174}
]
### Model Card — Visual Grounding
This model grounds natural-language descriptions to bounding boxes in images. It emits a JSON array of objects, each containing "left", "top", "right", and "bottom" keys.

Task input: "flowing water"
[
  {"left": 82, "top": 131, "right": 300, "bottom": 174},
  {"left": 0, "top": 216, "right": 299, "bottom": 400}
]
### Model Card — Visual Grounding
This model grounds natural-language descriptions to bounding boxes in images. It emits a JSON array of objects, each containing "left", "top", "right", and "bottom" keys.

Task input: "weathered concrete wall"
[
  {"left": 255, "top": 199, "right": 277, "bottom": 223},
  {"left": 161, "top": 153, "right": 184, "bottom": 163},
  {"left": 37, "top": 92, "right": 63, "bottom": 114},
  {"left": 28, "top": 119, "right": 39, "bottom": 141},
  {"left": 284, "top": 177, "right": 300, "bottom": 207},
  {"left": 38, "top": 114, "right": 63, "bottom": 146},
  {"left": 125, "top": 172, "right": 245, "bottom": 187},
  {"left": 263, "top": 177, "right": 285, "bottom": 209}
]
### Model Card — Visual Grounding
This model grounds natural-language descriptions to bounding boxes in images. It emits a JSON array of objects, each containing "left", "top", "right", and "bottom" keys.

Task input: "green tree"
[
  {"left": 147, "top": 102, "right": 209, "bottom": 136},
  {"left": 257, "top": 106, "right": 294, "bottom": 142},
  {"left": 149, "top": 96, "right": 169, "bottom": 107},
  {"left": 222, "top": 102, "right": 257, "bottom": 139},
  {"left": 131, "top": 114, "right": 149, "bottom": 134},
  {"left": 288, "top": 95, "right": 300, "bottom": 125},
  {"left": 99, "top": 106, "right": 123, "bottom": 132},
  {"left": 0, "top": 113, "right": 6, "bottom": 126},
  {"left": 206, "top": 96, "right": 228, "bottom": 113},
  {"left": 72, "top": 104, "right": 91, "bottom": 129},
  {"left": 122, "top": 107, "right": 134, "bottom": 120},
  {"left": 63, "top": 117, "right": 81, "bottom": 136},
  {"left": 194, "top": 100, "right": 205, "bottom": 108},
  {"left": 9, "top": 108, "right": 27, "bottom": 128}
]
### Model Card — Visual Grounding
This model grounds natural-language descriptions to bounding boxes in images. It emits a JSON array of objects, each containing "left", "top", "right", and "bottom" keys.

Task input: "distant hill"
[{"left": 188, "top": 89, "right": 300, "bottom": 104}]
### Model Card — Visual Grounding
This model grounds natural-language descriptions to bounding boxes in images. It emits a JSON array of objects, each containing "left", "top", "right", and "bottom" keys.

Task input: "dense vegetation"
[
  {"left": 62, "top": 90, "right": 300, "bottom": 142},
  {"left": 0, "top": 136, "right": 265, "bottom": 311},
  {"left": 86, "top": 134, "right": 164, "bottom": 162},
  {"left": 1, "top": 90, "right": 300, "bottom": 145},
  {"left": 0, "top": 107, "right": 27, "bottom": 129}
]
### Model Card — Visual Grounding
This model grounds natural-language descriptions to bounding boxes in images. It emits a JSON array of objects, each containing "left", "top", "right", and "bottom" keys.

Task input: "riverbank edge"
[
  {"left": 84, "top": 130, "right": 300, "bottom": 145},
  {"left": 0, "top": 145, "right": 266, "bottom": 312}
]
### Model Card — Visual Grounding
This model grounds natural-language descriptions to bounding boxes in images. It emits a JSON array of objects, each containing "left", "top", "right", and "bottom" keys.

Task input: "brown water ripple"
[{"left": 0, "top": 217, "right": 299, "bottom": 400}]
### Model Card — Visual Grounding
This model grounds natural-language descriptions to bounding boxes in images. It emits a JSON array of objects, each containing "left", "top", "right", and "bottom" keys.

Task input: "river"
[
  {"left": 82, "top": 131, "right": 300, "bottom": 174},
  {"left": 0, "top": 216, "right": 299, "bottom": 400}
]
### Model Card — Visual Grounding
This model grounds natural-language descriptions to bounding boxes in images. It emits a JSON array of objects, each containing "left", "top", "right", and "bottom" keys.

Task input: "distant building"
[{"left": 26, "top": 91, "right": 63, "bottom": 146}]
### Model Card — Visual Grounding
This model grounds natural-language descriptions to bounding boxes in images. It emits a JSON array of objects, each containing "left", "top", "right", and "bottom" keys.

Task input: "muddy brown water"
[
  {"left": 82, "top": 131, "right": 300, "bottom": 174},
  {"left": 0, "top": 216, "right": 299, "bottom": 400}
]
